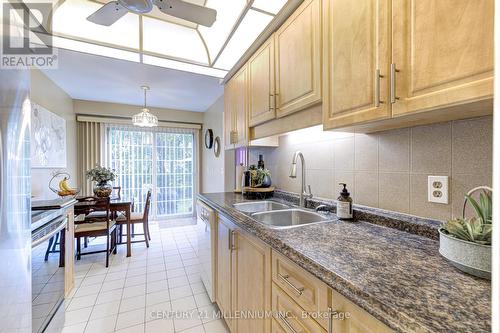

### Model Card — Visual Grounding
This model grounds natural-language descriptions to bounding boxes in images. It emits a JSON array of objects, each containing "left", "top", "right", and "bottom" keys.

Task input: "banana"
[{"left": 59, "top": 177, "right": 71, "bottom": 191}]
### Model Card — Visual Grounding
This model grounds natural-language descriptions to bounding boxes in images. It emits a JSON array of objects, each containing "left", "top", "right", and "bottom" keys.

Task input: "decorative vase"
[
  {"left": 261, "top": 175, "right": 272, "bottom": 188},
  {"left": 439, "top": 228, "right": 491, "bottom": 279},
  {"left": 93, "top": 182, "right": 112, "bottom": 197}
]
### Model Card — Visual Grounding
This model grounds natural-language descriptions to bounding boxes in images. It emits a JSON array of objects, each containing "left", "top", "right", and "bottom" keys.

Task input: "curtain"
[
  {"left": 103, "top": 123, "right": 199, "bottom": 218},
  {"left": 77, "top": 121, "right": 102, "bottom": 195}
]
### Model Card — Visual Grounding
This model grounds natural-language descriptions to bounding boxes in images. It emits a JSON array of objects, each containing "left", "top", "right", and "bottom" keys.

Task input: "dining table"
[{"left": 74, "top": 196, "right": 134, "bottom": 257}]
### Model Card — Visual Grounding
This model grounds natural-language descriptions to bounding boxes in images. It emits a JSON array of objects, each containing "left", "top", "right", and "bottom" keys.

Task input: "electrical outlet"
[{"left": 428, "top": 176, "right": 449, "bottom": 204}]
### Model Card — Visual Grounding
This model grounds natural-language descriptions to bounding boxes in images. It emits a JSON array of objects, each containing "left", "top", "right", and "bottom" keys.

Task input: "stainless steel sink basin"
[
  {"left": 251, "top": 209, "right": 332, "bottom": 229},
  {"left": 233, "top": 201, "right": 289, "bottom": 213}
]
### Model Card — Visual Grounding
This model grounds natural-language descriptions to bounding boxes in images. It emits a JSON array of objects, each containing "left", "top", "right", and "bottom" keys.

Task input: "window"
[{"left": 106, "top": 125, "right": 195, "bottom": 218}]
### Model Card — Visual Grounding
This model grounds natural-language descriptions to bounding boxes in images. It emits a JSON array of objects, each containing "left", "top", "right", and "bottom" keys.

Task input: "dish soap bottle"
[{"left": 336, "top": 183, "right": 353, "bottom": 220}]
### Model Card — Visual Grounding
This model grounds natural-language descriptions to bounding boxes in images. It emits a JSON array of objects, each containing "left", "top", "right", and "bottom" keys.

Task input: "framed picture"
[{"left": 31, "top": 103, "right": 67, "bottom": 168}]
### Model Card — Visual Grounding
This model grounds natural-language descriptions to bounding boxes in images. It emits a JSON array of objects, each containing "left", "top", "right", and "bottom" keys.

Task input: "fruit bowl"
[{"left": 49, "top": 172, "right": 81, "bottom": 199}]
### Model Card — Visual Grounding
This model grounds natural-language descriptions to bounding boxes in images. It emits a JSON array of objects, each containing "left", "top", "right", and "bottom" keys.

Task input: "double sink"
[{"left": 233, "top": 200, "right": 334, "bottom": 229}]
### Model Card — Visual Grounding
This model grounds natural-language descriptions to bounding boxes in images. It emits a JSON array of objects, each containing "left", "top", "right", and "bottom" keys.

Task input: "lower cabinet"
[
  {"left": 272, "top": 282, "right": 327, "bottom": 333},
  {"left": 216, "top": 216, "right": 271, "bottom": 333},
  {"left": 330, "top": 290, "right": 393, "bottom": 333},
  {"left": 216, "top": 217, "right": 234, "bottom": 331},
  {"left": 214, "top": 214, "right": 393, "bottom": 333},
  {"left": 234, "top": 231, "right": 271, "bottom": 333}
]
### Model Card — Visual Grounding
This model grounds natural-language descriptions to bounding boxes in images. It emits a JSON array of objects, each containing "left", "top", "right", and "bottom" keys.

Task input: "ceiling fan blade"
[
  {"left": 155, "top": 0, "right": 217, "bottom": 27},
  {"left": 87, "top": 1, "right": 128, "bottom": 26}
]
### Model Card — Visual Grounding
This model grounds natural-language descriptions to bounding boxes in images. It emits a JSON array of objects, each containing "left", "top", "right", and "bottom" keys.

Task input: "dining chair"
[
  {"left": 116, "top": 190, "right": 152, "bottom": 248},
  {"left": 112, "top": 186, "right": 121, "bottom": 199},
  {"left": 74, "top": 197, "right": 117, "bottom": 267}
]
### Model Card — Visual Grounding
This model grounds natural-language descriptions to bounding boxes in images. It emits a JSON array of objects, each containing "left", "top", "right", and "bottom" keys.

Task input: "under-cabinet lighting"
[{"left": 285, "top": 125, "right": 353, "bottom": 144}]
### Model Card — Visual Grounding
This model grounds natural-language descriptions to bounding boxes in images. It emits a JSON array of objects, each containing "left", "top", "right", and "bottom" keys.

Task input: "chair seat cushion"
[
  {"left": 116, "top": 212, "right": 143, "bottom": 221},
  {"left": 75, "top": 220, "right": 116, "bottom": 233}
]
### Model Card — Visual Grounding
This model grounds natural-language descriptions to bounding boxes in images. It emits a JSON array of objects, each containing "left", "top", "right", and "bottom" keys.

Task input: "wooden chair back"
[
  {"left": 112, "top": 186, "right": 121, "bottom": 199},
  {"left": 143, "top": 190, "right": 152, "bottom": 220}
]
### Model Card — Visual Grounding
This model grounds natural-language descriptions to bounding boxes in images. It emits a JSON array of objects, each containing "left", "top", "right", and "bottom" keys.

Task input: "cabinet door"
[
  {"left": 234, "top": 232, "right": 271, "bottom": 333},
  {"left": 233, "top": 66, "right": 249, "bottom": 148},
  {"left": 322, "top": 0, "right": 391, "bottom": 130},
  {"left": 248, "top": 37, "right": 275, "bottom": 126},
  {"left": 216, "top": 219, "right": 233, "bottom": 330},
  {"left": 275, "top": 0, "right": 321, "bottom": 118},
  {"left": 391, "top": 0, "right": 493, "bottom": 116},
  {"left": 224, "top": 81, "right": 235, "bottom": 150},
  {"left": 331, "top": 290, "right": 393, "bottom": 333}
]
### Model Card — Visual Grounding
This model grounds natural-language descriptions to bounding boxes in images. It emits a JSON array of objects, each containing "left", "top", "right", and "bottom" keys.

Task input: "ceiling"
[
  {"left": 42, "top": 48, "right": 224, "bottom": 111},
  {"left": 33, "top": 0, "right": 288, "bottom": 78}
]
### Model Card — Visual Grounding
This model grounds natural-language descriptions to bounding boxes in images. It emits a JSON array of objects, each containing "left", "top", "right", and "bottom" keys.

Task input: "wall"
[
  {"left": 250, "top": 116, "right": 493, "bottom": 221},
  {"left": 201, "top": 96, "right": 226, "bottom": 193},
  {"left": 74, "top": 99, "right": 204, "bottom": 124},
  {"left": 30, "top": 69, "right": 76, "bottom": 199}
]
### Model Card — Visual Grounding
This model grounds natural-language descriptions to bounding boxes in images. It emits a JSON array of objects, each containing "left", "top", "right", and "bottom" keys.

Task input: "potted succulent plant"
[
  {"left": 86, "top": 165, "right": 116, "bottom": 197},
  {"left": 255, "top": 168, "right": 272, "bottom": 188},
  {"left": 439, "top": 186, "right": 492, "bottom": 279}
]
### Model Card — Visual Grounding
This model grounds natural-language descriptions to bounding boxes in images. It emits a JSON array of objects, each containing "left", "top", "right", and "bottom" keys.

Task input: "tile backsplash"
[{"left": 249, "top": 116, "right": 493, "bottom": 221}]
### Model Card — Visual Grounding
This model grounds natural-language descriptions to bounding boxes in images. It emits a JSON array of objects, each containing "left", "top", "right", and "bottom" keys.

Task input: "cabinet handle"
[
  {"left": 375, "top": 69, "right": 384, "bottom": 107},
  {"left": 278, "top": 313, "right": 299, "bottom": 333},
  {"left": 230, "top": 131, "right": 238, "bottom": 144},
  {"left": 278, "top": 273, "right": 304, "bottom": 296},
  {"left": 228, "top": 230, "right": 236, "bottom": 251},
  {"left": 269, "top": 94, "right": 274, "bottom": 110},
  {"left": 390, "top": 63, "right": 400, "bottom": 104},
  {"left": 327, "top": 307, "right": 338, "bottom": 333}
]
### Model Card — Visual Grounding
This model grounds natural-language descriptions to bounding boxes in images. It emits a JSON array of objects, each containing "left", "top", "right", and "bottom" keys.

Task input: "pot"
[
  {"left": 439, "top": 228, "right": 491, "bottom": 279},
  {"left": 93, "top": 182, "right": 112, "bottom": 197}
]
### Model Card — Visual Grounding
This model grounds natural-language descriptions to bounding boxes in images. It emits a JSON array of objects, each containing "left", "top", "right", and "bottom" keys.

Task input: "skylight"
[{"left": 41, "top": 0, "right": 288, "bottom": 78}]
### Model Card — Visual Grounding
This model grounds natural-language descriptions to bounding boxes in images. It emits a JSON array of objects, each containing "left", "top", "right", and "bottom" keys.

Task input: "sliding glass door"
[{"left": 106, "top": 125, "right": 195, "bottom": 219}]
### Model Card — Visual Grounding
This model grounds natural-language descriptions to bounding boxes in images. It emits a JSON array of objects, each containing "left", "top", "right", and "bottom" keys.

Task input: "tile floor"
[{"left": 44, "top": 219, "right": 230, "bottom": 333}]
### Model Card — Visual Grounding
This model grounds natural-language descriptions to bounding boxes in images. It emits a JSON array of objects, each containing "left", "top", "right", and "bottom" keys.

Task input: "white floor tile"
[
  {"left": 96, "top": 289, "right": 123, "bottom": 305},
  {"left": 170, "top": 296, "right": 197, "bottom": 313},
  {"left": 115, "top": 323, "right": 145, "bottom": 333},
  {"left": 116, "top": 308, "right": 146, "bottom": 331},
  {"left": 84, "top": 314, "right": 117, "bottom": 333},
  {"left": 145, "top": 318, "right": 175, "bottom": 333},
  {"left": 203, "top": 319, "right": 229, "bottom": 333},
  {"left": 67, "top": 294, "right": 98, "bottom": 311},
  {"left": 146, "top": 290, "right": 170, "bottom": 307},
  {"left": 60, "top": 322, "right": 87, "bottom": 333},
  {"left": 120, "top": 295, "right": 146, "bottom": 313},
  {"left": 90, "top": 300, "right": 121, "bottom": 320},
  {"left": 64, "top": 307, "right": 93, "bottom": 326},
  {"left": 122, "top": 284, "right": 146, "bottom": 299}
]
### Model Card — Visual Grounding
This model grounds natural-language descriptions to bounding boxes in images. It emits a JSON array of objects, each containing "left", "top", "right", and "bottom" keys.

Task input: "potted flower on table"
[{"left": 86, "top": 165, "right": 116, "bottom": 197}]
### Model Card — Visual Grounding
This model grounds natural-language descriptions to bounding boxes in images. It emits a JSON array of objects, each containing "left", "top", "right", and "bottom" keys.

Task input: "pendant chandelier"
[{"left": 132, "top": 85, "right": 158, "bottom": 127}]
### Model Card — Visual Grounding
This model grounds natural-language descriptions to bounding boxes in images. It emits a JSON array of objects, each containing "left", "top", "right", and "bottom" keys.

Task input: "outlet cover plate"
[{"left": 428, "top": 176, "right": 449, "bottom": 204}]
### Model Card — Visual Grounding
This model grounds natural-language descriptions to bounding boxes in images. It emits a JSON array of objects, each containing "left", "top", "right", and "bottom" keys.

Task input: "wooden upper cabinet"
[
  {"left": 224, "top": 80, "right": 235, "bottom": 150},
  {"left": 224, "top": 65, "right": 249, "bottom": 150},
  {"left": 322, "top": 0, "right": 391, "bottom": 130},
  {"left": 248, "top": 36, "right": 275, "bottom": 127},
  {"left": 275, "top": 0, "right": 322, "bottom": 118},
  {"left": 233, "top": 66, "right": 249, "bottom": 148},
  {"left": 391, "top": 0, "right": 494, "bottom": 116}
]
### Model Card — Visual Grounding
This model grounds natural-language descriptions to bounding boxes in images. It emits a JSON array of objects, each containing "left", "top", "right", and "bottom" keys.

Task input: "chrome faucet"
[{"left": 289, "top": 151, "right": 313, "bottom": 207}]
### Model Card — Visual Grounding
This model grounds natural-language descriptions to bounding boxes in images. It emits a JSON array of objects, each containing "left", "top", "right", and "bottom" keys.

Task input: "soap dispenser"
[{"left": 336, "top": 183, "right": 353, "bottom": 220}]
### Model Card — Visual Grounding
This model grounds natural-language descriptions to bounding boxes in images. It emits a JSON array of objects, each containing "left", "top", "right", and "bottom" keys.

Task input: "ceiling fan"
[{"left": 87, "top": 0, "right": 217, "bottom": 27}]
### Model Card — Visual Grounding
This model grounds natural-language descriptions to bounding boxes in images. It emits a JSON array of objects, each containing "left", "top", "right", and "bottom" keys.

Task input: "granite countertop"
[{"left": 198, "top": 192, "right": 491, "bottom": 333}]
